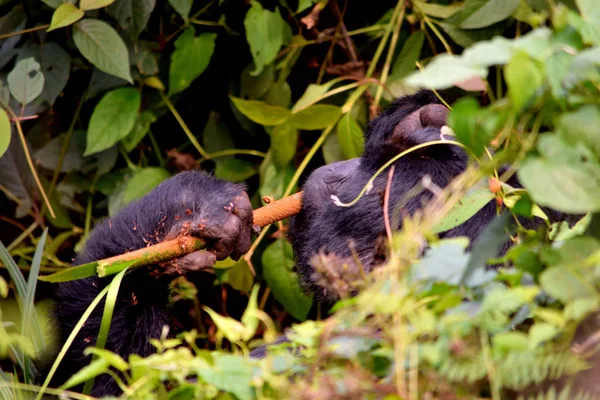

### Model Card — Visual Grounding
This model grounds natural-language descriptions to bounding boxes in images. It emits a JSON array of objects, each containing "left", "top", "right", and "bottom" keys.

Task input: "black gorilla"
[{"left": 44, "top": 91, "right": 563, "bottom": 396}]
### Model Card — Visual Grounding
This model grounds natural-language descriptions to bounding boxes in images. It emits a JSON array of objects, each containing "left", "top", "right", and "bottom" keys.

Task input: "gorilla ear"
[{"left": 390, "top": 103, "right": 449, "bottom": 146}]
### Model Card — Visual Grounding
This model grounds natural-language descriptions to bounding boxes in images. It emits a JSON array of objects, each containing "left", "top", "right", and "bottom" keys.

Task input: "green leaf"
[
  {"left": 287, "top": 104, "right": 342, "bottom": 130},
  {"left": 169, "top": 29, "right": 216, "bottom": 95},
  {"left": 519, "top": 157, "right": 600, "bottom": 213},
  {"left": 558, "top": 106, "right": 600, "bottom": 157},
  {"left": 120, "top": 167, "right": 170, "bottom": 208},
  {"left": 60, "top": 358, "right": 109, "bottom": 389},
  {"left": 85, "top": 87, "right": 141, "bottom": 156},
  {"left": 297, "top": 0, "right": 317, "bottom": 13},
  {"left": 432, "top": 187, "right": 495, "bottom": 234},
  {"left": 405, "top": 54, "right": 487, "bottom": 90},
  {"left": 492, "top": 331, "right": 529, "bottom": 352},
  {"left": 121, "top": 111, "right": 157, "bottom": 152},
  {"left": 412, "top": 0, "right": 462, "bottom": 18},
  {"left": 7, "top": 58, "right": 45, "bottom": 105},
  {"left": 106, "top": 0, "right": 156, "bottom": 39},
  {"left": 168, "top": 0, "right": 192, "bottom": 21},
  {"left": 291, "top": 77, "right": 345, "bottom": 113},
  {"left": 505, "top": 52, "right": 543, "bottom": 111},
  {"left": 48, "top": 3, "right": 84, "bottom": 31},
  {"left": 197, "top": 354, "right": 254, "bottom": 400},
  {"left": 460, "top": 213, "right": 514, "bottom": 286},
  {"left": 564, "top": 297, "right": 599, "bottom": 321},
  {"left": 576, "top": 0, "right": 600, "bottom": 27},
  {"left": 540, "top": 266, "right": 597, "bottom": 303},
  {"left": 262, "top": 238, "right": 312, "bottom": 321},
  {"left": 0, "top": 109, "right": 10, "bottom": 159},
  {"left": 336, "top": 113, "right": 364, "bottom": 159},
  {"left": 270, "top": 123, "right": 298, "bottom": 168},
  {"left": 459, "top": 0, "right": 520, "bottom": 29},
  {"left": 73, "top": 19, "right": 132, "bottom": 83},
  {"left": 214, "top": 158, "right": 258, "bottom": 183},
  {"left": 80, "top": 0, "right": 115, "bottom": 11},
  {"left": 390, "top": 31, "right": 425, "bottom": 80},
  {"left": 244, "top": 1, "right": 288, "bottom": 76},
  {"left": 322, "top": 132, "right": 345, "bottom": 164},
  {"left": 448, "top": 98, "right": 502, "bottom": 157},
  {"left": 230, "top": 97, "right": 291, "bottom": 126},
  {"left": 17, "top": 43, "right": 71, "bottom": 105},
  {"left": 529, "top": 323, "right": 559, "bottom": 349}
]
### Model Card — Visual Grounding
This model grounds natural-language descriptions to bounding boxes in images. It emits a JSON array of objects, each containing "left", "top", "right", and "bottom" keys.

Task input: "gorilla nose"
[{"left": 419, "top": 104, "right": 448, "bottom": 128}]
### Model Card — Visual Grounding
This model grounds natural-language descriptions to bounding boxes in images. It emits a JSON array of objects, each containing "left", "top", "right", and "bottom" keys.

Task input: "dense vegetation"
[{"left": 1, "top": 0, "right": 600, "bottom": 398}]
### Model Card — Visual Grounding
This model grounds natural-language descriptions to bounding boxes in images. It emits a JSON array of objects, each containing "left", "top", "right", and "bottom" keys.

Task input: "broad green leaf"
[
  {"left": 169, "top": 29, "right": 216, "bottom": 95},
  {"left": 169, "top": 0, "right": 192, "bottom": 21},
  {"left": 7, "top": 58, "right": 45, "bottom": 105},
  {"left": 459, "top": 0, "right": 520, "bottom": 29},
  {"left": 292, "top": 77, "right": 345, "bottom": 113},
  {"left": 230, "top": 97, "right": 291, "bottom": 126},
  {"left": 297, "top": 0, "right": 317, "bottom": 12},
  {"left": 41, "top": 0, "right": 65, "bottom": 7},
  {"left": 106, "top": 0, "right": 156, "bottom": 39},
  {"left": 215, "top": 158, "right": 258, "bottom": 182},
  {"left": 564, "top": 297, "right": 599, "bottom": 321},
  {"left": 558, "top": 106, "right": 600, "bottom": 157},
  {"left": 405, "top": 54, "right": 487, "bottom": 90},
  {"left": 448, "top": 98, "right": 503, "bottom": 157},
  {"left": 240, "top": 63, "right": 275, "bottom": 100},
  {"left": 576, "top": 0, "right": 600, "bottom": 27},
  {"left": 432, "top": 187, "right": 495, "bottom": 234},
  {"left": 415, "top": 238, "right": 482, "bottom": 287},
  {"left": 48, "top": 3, "right": 84, "bottom": 31},
  {"left": 80, "top": 0, "right": 115, "bottom": 11},
  {"left": 460, "top": 213, "right": 514, "bottom": 286},
  {"left": 60, "top": 358, "right": 109, "bottom": 389},
  {"left": 390, "top": 31, "right": 425, "bottom": 81},
  {"left": 540, "top": 266, "right": 597, "bottom": 303},
  {"left": 492, "top": 331, "right": 529, "bottom": 352},
  {"left": 85, "top": 87, "right": 141, "bottom": 156},
  {"left": 197, "top": 354, "right": 254, "bottom": 400},
  {"left": 529, "top": 323, "right": 559, "bottom": 349},
  {"left": 121, "top": 167, "right": 170, "bottom": 206},
  {"left": 17, "top": 42, "right": 71, "bottom": 105},
  {"left": 121, "top": 111, "right": 157, "bottom": 152},
  {"left": 336, "top": 113, "right": 364, "bottom": 159},
  {"left": 262, "top": 238, "right": 312, "bottom": 321},
  {"left": 270, "top": 123, "right": 298, "bottom": 168},
  {"left": 322, "top": 133, "right": 344, "bottom": 164},
  {"left": 505, "top": 52, "right": 543, "bottom": 111},
  {"left": 34, "top": 133, "right": 83, "bottom": 173},
  {"left": 263, "top": 81, "right": 292, "bottom": 108},
  {"left": 244, "top": 1, "right": 289, "bottom": 76},
  {"left": 73, "top": 19, "right": 132, "bottom": 83},
  {"left": 287, "top": 104, "right": 342, "bottom": 130},
  {"left": 0, "top": 109, "right": 9, "bottom": 159},
  {"left": 412, "top": 0, "right": 462, "bottom": 18},
  {"left": 519, "top": 157, "right": 600, "bottom": 213}
]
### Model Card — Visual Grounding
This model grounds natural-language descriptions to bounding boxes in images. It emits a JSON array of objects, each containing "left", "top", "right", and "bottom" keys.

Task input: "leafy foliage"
[{"left": 0, "top": 0, "right": 600, "bottom": 399}]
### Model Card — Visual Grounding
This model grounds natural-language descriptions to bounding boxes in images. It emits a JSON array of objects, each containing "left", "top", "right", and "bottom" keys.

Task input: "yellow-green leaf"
[
  {"left": 80, "top": 0, "right": 116, "bottom": 11},
  {"left": 48, "top": 4, "right": 84, "bottom": 32},
  {"left": 0, "top": 108, "right": 10, "bottom": 159},
  {"left": 230, "top": 97, "right": 291, "bottom": 126},
  {"left": 288, "top": 104, "right": 342, "bottom": 130}
]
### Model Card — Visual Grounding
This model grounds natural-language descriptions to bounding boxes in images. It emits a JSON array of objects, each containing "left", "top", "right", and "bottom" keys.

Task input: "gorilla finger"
[
  {"left": 178, "top": 250, "right": 217, "bottom": 272},
  {"left": 231, "top": 223, "right": 253, "bottom": 260}
]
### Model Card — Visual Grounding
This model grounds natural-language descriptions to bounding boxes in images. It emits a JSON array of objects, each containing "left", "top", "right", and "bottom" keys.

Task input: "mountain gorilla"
[{"left": 44, "top": 90, "right": 565, "bottom": 396}]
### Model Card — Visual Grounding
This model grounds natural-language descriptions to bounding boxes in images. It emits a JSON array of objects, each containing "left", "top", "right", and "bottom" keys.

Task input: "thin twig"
[
  {"left": 383, "top": 165, "right": 396, "bottom": 246},
  {"left": 0, "top": 24, "right": 49, "bottom": 40},
  {"left": 159, "top": 90, "right": 210, "bottom": 159},
  {"left": 7, "top": 108, "right": 56, "bottom": 218}
]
